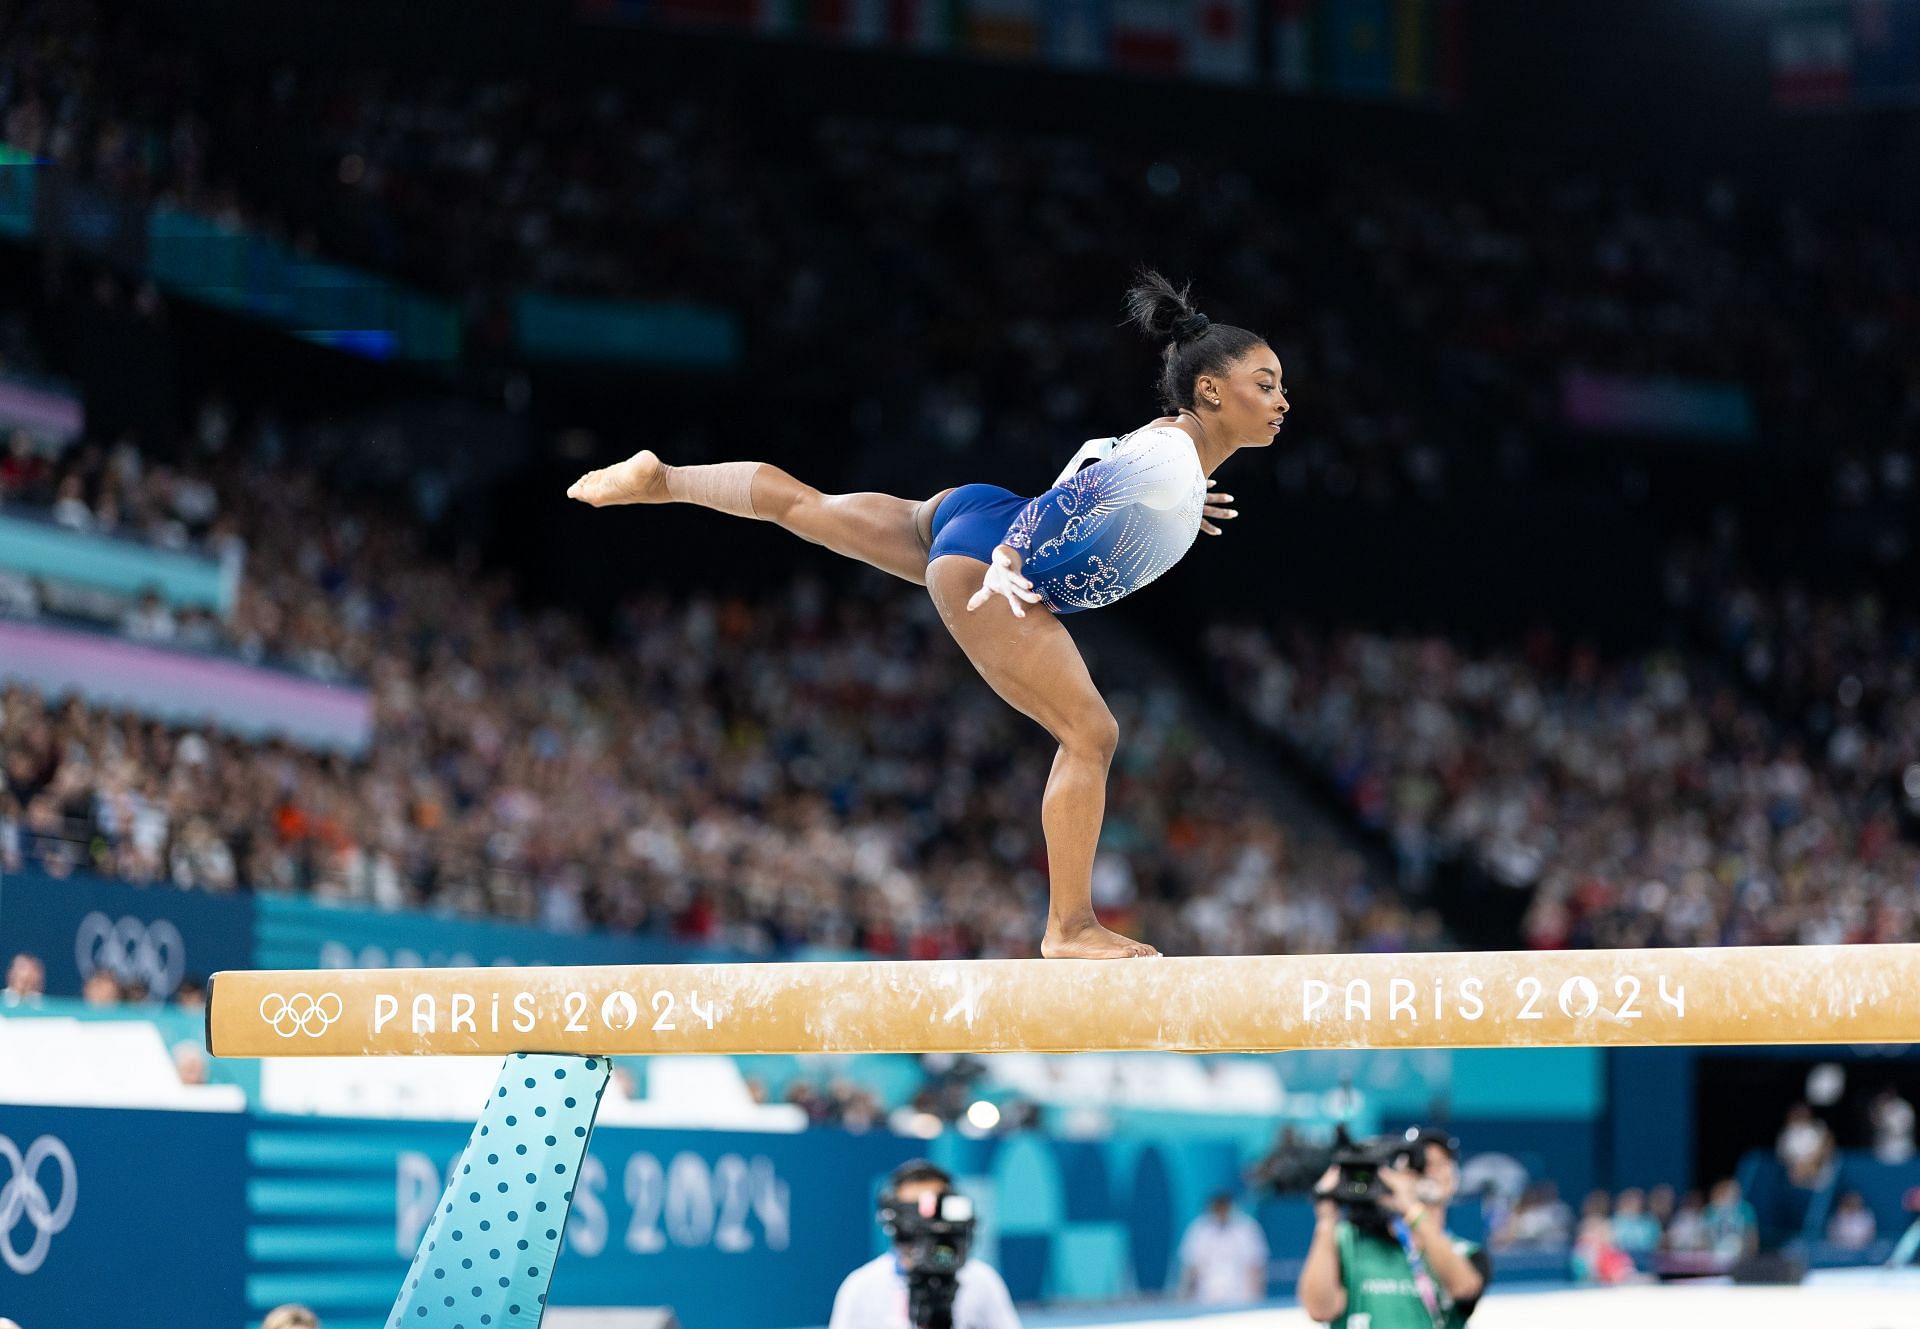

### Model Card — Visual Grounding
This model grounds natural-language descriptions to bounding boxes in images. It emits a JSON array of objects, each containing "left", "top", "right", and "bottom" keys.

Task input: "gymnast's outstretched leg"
[
  {"left": 568, "top": 450, "right": 949, "bottom": 586},
  {"left": 926, "top": 554, "right": 1158, "bottom": 960}
]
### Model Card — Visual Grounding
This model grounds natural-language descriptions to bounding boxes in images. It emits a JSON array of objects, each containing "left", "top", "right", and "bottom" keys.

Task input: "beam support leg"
[{"left": 387, "top": 1053, "right": 611, "bottom": 1329}]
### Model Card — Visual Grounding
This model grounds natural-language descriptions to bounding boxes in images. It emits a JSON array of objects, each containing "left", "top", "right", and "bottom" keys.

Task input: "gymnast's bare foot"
[
  {"left": 1041, "top": 919, "right": 1159, "bottom": 959},
  {"left": 567, "top": 449, "right": 671, "bottom": 506}
]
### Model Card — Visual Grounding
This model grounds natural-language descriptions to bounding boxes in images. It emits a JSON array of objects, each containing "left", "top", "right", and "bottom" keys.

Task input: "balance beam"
[{"left": 207, "top": 942, "right": 1920, "bottom": 1057}]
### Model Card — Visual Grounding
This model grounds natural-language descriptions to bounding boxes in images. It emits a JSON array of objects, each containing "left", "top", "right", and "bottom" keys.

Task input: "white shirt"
[
  {"left": 1778, "top": 1120, "right": 1829, "bottom": 1170},
  {"left": 827, "top": 1253, "right": 1022, "bottom": 1329},
  {"left": 1874, "top": 1096, "right": 1916, "bottom": 1164},
  {"left": 1178, "top": 1211, "right": 1270, "bottom": 1305}
]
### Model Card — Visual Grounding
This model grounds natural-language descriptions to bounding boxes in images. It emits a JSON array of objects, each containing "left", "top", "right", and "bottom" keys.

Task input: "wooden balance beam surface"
[{"left": 205, "top": 943, "right": 1920, "bottom": 1057}]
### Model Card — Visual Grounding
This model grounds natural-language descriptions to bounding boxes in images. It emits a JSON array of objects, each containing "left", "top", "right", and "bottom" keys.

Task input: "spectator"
[
  {"left": 1495, "top": 1181, "right": 1573, "bottom": 1249},
  {"left": 1872, "top": 1090, "right": 1916, "bottom": 1166},
  {"left": 262, "top": 1307, "right": 321, "bottom": 1329},
  {"left": 49, "top": 473, "right": 93, "bottom": 531},
  {"left": 1646, "top": 1184, "right": 1677, "bottom": 1233},
  {"left": 1178, "top": 1192, "right": 1269, "bottom": 1305},
  {"left": 3, "top": 952, "right": 45, "bottom": 1007},
  {"left": 0, "top": 566, "right": 38, "bottom": 619},
  {"left": 1777, "top": 1103, "right": 1836, "bottom": 1189},
  {"left": 172, "top": 1039, "right": 209, "bottom": 1086},
  {"left": 827, "top": 1078, "right": 882, "bottom": 1133},
  {"left": 1609, "top": 1188, "right": 1661, "bottom": 1256},
  {"left": 120, "top": 587, "right": 178, "bottom": 642},
  {"left": 1703, "top": 1179, "right": 1758, "bottom": 1265},
  {"left": 1827, "top": 1192, "right": 1878, "bottom": 1251},
  {"left": 1664, "top": 1192, "right": 1710, "bottom": 1254},
  {"left": 0, "top": 429, "right": 47, "bottom": 499},
  {"left": 1572, "top": 1215, "right": 1637, "bottom": 1285},
  {"left": 80, "top": 969, "right": 122, "bottom": 1007}
]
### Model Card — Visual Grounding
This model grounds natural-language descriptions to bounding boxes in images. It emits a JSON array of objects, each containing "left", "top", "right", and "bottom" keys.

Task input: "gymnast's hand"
[
  {"left": 968, "top": 545, "right": 1044, "bottom": 618},
  {"left": 1201, "top": 480, "right": 1237, "bottom": 536}
]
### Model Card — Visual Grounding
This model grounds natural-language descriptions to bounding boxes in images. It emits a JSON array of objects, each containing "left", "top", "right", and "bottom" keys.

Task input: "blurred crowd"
[
  {"left": 1496, "top": 1177, "right": 1758, "bottom": 1280},
  {"left": 0, "top": 402, "right": 237, "bottom": 642},
  {"left": 0, "top": 406, "right": 227, "bottom": 555},
  {"left": 1206, "top": 622, "right": 1920, "bottom": 950},
  {"left": 1670, "top": 549, "right": 1920, "bottom": 838},
  {"left": 7, "top": 0, "right": 1915, "bottom": 522},
  {"left": 1521, "top": 1084, "right": 1919, "bottom": 1283}
]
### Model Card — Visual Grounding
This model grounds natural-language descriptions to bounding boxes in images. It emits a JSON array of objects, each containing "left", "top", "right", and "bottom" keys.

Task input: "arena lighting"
[
  {"left": 207, "top": 943, "right": 1920, "bottom": 1058},
  {"left": 966, "top": 1100, "right": 1003, "bottom": 1130}
]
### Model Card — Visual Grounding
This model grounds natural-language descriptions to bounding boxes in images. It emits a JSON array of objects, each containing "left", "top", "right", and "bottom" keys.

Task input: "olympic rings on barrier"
[{"left": 0, "top": 1134, "right": 78, "bottom": 1276}]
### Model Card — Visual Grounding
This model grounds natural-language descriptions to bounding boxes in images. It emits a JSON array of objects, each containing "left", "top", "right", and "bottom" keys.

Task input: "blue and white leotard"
[{"left": 926, "top": 425, "right": 1207, "bottom": 615}]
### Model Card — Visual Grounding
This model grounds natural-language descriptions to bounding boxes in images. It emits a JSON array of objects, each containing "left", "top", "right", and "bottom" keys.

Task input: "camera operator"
[
  {"left": 829, "top": 1160, "right": 1022, "bottom": 1329},
  {"left": 1296, "top": 1128, "right": 1489, "bottom": 1329}
]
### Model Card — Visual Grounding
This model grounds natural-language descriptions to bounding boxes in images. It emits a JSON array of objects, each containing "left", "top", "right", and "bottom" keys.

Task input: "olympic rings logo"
[
  {"left": 259, "top": 992, "right": 344, "bottom": 1038},
  {"left": 0, "top": 1134, "right": 77, "bottom": 1275},
  {"left": 74, "top": 912, "right": 186, "bottom": 995}
]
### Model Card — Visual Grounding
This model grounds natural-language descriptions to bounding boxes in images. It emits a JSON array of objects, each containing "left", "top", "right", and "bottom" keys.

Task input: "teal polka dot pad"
[{"left": 387, "top": 1053, "right": 611, "bottom": 1329}]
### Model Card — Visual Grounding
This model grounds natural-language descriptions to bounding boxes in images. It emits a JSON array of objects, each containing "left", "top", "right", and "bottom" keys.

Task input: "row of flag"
[
  {"left": 581, "top": 0, "right": 1463, "bottom": 101},
  {"left": 1772, "top": 0, "right": 1920, "bottom": 109}
]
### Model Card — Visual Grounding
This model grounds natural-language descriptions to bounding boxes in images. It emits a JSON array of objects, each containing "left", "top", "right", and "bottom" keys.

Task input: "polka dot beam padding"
[{"left": 387, "top": 1053, "right": 611, "bottom": 1329}]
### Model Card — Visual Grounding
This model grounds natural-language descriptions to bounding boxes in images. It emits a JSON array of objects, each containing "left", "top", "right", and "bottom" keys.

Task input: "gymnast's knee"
[
  {"left": 754, "top": 470, "right": 819, "bottom": 526},
  {"left": 1058, "top": 706, "right": 1120, "bottom": 764}
]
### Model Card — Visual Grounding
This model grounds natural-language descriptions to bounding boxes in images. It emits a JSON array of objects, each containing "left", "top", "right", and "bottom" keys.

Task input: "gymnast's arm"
[
  {"left": 964, "top": 484, "right": 1081, "bottom": 616},
  {"left": 965, "top": 463, "right": 1096, "bottom": 615}
]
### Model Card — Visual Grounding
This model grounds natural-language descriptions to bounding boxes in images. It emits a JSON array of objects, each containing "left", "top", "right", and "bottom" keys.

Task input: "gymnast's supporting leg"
[
  {"left": 567, "top": 449, "right": 949, "bottom": 586},
  {"left": 926, "top": 554, "right": 1157, "bottom": 959}
]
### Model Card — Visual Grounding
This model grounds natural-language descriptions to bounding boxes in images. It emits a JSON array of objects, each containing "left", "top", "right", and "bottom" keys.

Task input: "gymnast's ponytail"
[{"left": 1123, "top": 269, "right": 1265, "bottom": 413}]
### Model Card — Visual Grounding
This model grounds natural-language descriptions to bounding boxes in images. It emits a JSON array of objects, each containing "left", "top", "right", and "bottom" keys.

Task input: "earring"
[{"left": 1208, "top": 397, "right": 1221, "bottom": 406}]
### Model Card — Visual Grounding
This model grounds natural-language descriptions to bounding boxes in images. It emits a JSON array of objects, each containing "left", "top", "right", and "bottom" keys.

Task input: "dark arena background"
[{"left": 3, "top": 1, "right": 1920, "bottom": 1326}]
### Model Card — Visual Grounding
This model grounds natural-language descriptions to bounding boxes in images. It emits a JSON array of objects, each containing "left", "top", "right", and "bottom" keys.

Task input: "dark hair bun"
[
  {"left": 1124, "top": 268, "right": 1208, "bottom": 345},
  {"left": 1171, "top": 312, "right": 1211, "bottom": 342},
  {"left": 1122, "top": 269, "right": 1266, "bottom": 414}
]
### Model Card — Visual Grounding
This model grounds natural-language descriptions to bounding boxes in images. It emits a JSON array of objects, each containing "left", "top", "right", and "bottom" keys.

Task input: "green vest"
[{"left": 1329, "top": 1221, "right": 1478, "bottom": 1329}]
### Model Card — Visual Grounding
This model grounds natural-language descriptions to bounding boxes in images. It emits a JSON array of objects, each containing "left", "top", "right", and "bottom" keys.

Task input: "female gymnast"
[{"left": 568, "top": 272, "right": 1287, "bottom": 958}]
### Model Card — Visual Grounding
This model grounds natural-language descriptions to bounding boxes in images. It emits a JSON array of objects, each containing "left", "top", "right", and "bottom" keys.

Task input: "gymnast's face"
[{"left": 1195, "top": 346, "right": 1288, "bottom": 449}]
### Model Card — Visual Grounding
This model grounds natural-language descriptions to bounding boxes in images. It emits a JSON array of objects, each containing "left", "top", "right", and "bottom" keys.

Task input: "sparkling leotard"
[
  {"left": 1005, "top": 425, "right": 1207, "bottom": 612},
  {"left": 925, "top": 425, "right": 1208, "bottom": 614}
]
